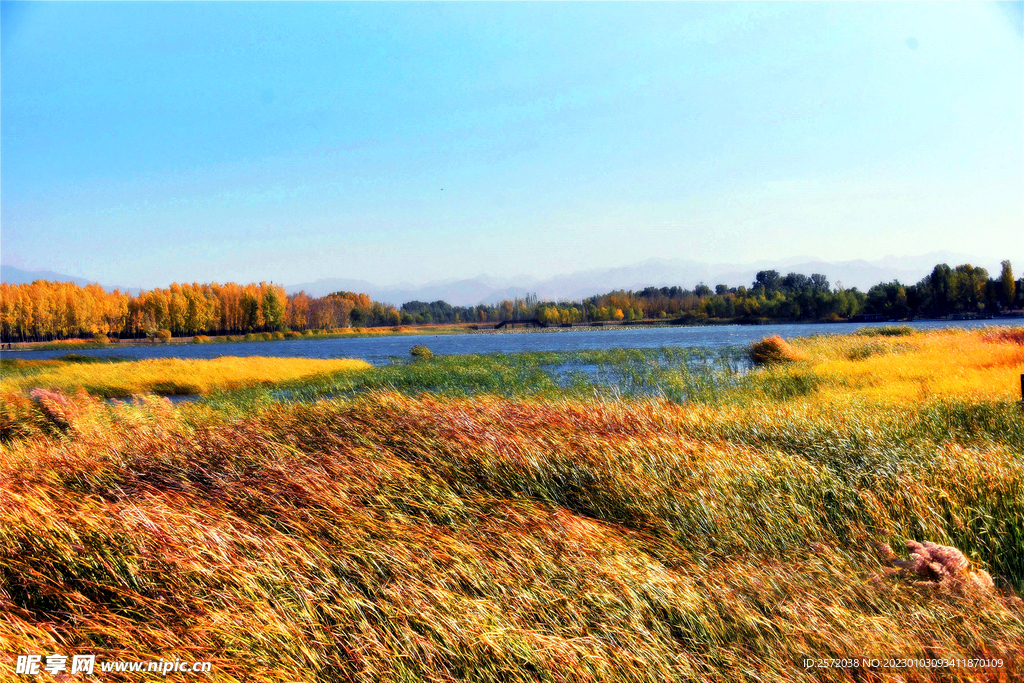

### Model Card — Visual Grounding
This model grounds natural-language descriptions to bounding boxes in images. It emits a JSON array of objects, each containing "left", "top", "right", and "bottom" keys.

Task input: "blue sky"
[{"left": 2, "top": 1, "right": 1021, "bottom": 288}]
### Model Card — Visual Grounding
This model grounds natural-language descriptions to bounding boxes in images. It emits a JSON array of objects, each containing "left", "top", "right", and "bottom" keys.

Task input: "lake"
[{"left": 5, "top": 318, "right": 1022, "bottom": 365}]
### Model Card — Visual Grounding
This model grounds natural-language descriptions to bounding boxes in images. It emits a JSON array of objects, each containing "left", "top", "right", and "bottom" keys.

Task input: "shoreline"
[{"left": 3, "top": 314, "right": 1020, "bottom": 353}]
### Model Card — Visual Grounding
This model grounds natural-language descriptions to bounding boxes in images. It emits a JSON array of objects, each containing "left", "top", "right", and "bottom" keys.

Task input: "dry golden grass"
[
  {"left": 791, "top": 329, "right": 1024, "bottom": 404},
  {"left": 749, "top": 335, "right": 806, "bottom": 365},
  {"left": 2, "top": 328, "right": 1023, "bottom": 681},
  {"left": 2, "top": 389, "right": 1022, "bottom": 681},
  {"left": 0, "top": 356, "right": 370, "bottom": 398}
]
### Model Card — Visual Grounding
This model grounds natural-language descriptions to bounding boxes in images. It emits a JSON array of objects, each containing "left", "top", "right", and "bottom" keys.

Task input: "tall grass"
[
  {"left": 2, "top": 391, "right": 1022, "bottom": 681},
  {"left": 2, "top": 327, "right": 1023, "bottom": 680},
  {"left": 0, "top": 356, "right": 370, "bottom": 398}
]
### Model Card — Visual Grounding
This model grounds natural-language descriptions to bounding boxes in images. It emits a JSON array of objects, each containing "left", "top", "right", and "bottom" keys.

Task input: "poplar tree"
[{"left": 1001, "top": 260, "right": 1015, "bottom": 308}]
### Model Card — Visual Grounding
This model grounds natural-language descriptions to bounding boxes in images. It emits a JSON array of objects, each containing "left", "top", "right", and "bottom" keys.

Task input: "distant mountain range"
[
  {"left": 2, "top": 251, "right": 1006, "bottom": 307},
  {"left": 0, "top": 266, "right": 141, "bottom": 295},
  {"left": 284, "top": 251, "right": 999, "bottom": 306}
]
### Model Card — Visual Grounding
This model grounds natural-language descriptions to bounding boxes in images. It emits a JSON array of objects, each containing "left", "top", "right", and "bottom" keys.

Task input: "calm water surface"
[{"left": 7, "top": 319, "right": 1022, "bottom": 366}]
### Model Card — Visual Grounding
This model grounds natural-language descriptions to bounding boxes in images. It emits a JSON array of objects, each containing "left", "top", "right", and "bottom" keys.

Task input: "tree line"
[
  {"left": 0, "top": 281, "right": 402, "bottom": 342},
  {"left": 1, "top": 260, "right": 1019, "bottom": 342},
  {"left": 863, "top": 262, "right": 1018, "bottom": 319}
]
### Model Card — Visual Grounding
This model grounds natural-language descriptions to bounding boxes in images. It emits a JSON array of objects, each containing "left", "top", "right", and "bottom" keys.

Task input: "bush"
[
  {"left": 410, "top": 345, "right": 433, "bottom": 360},
  {"left": 749, "top": 335, "right": 804, "bottom": 365},
  {"left": 193, "top": 335, "right": 211, "bottom": 344},
  {"left": 286, "top": 331, "right": 302, "bottom": 339},
  {"left": 244, "top": 334, "right": 255, "bottom": 342},
  {"left": 155, "top": 329, "right": 172, "bottom": 343},
  {"left": 271, "top": 331, "right": 284, "bottom": 340},
  {"left": 92, "top": 333, "right": 109, "bottom": 344}
]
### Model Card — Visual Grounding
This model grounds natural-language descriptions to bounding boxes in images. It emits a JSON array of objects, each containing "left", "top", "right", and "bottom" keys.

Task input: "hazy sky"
[{"left": 2, "top": 1, "right": 1021, "bottom": 287}]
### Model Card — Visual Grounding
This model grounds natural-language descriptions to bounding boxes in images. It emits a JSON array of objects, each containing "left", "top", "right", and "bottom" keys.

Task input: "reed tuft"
[{"left": 749, "top": 335, "right": 805, "bottom": 365}]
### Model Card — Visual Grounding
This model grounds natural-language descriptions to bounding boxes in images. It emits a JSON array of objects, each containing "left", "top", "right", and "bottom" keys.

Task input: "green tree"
[
  {"left": 261, "top": 286, "right": 285, "bottom": 331},
  {"left": 754, "top": 270, "right": 781, "bottom": 295},
  {"left": 1001, "top": 260, "right": 1015, "bottom": 309},
  {"left": 929, "top": 264, "right": 953, "bottom": 315}
]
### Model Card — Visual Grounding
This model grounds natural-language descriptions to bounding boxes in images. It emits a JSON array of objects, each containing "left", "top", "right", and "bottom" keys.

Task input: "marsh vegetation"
[{"left": 2, "top": 328, "right": 1022, "bottom": 681}]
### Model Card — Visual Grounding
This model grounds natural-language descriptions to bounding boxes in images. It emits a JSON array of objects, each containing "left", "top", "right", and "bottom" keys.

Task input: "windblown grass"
[
  {"left": 2, "top": 327, "right": 1023, "bottom": 680},
  {"left": 0, "top": 356, "right": 370, "bottom": 398},
  {"left": 2, "top": 390, "right": 1022, "bottom": 681},
  {"left": 789, "top": 328, "right": 1024, "bottom": 405}
]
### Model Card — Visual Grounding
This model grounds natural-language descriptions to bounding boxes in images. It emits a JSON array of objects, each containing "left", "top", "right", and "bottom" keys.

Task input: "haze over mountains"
[
  {"left": 282, "top": 252, "right": 997, "bottom": 306},
  {"left": 2, "top": 251, "right": 1005, "bottom": 307},
  {"left": 0, "top": 266, "right": 142, "bottom": 296}
]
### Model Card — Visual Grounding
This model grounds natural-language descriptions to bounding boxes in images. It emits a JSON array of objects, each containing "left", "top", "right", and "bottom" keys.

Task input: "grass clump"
[
  {"left": 749, "top": 335, "right": 805, "bottom": 365},
  {"left": 410, "top": 344, "right": 433, "bottom": 359}
]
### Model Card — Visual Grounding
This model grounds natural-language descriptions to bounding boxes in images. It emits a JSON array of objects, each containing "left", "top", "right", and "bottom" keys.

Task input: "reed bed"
[
  {"left": 787, "top": 328, "right": 1024, "bottom": 405},
  {"left": 1, "top": 328, "right": 1023, "bottom": 681},
  {"left": 0, "top": 356, "right": 370, "bottom": 398}
]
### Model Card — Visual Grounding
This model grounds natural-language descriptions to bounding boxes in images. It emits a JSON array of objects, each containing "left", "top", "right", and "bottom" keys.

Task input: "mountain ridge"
[
  {"left": 3, "top": 251, "right": 1005, "bottom": 307},
  {"left": 284, "top": 251, "right": 997, "bottom": 305}
]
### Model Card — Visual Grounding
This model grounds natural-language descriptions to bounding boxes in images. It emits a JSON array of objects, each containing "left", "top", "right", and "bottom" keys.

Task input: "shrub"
[
  {"left": 410, "top": 345, "right": 433, "bottom": 360},
  {"left": 286, "top": 331, "right": 302, "bottom": 339},
  {"left": 193, "top": 335, "right": 211, "bottom": 344},
  {"left": 271, "top": 331, "right": 285, "bottom": 340},
  {"left": 244, "top": 333, "right": 256, "bottom": 342},
  {"left": 155, "top": 329, "right": 172, "bottom": 343},
  {"left": 92, "top": 333, "right": 109, "bottom": 344},
  {"left": 749, "top": 335, "right": 804, "bottom": 365}
]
